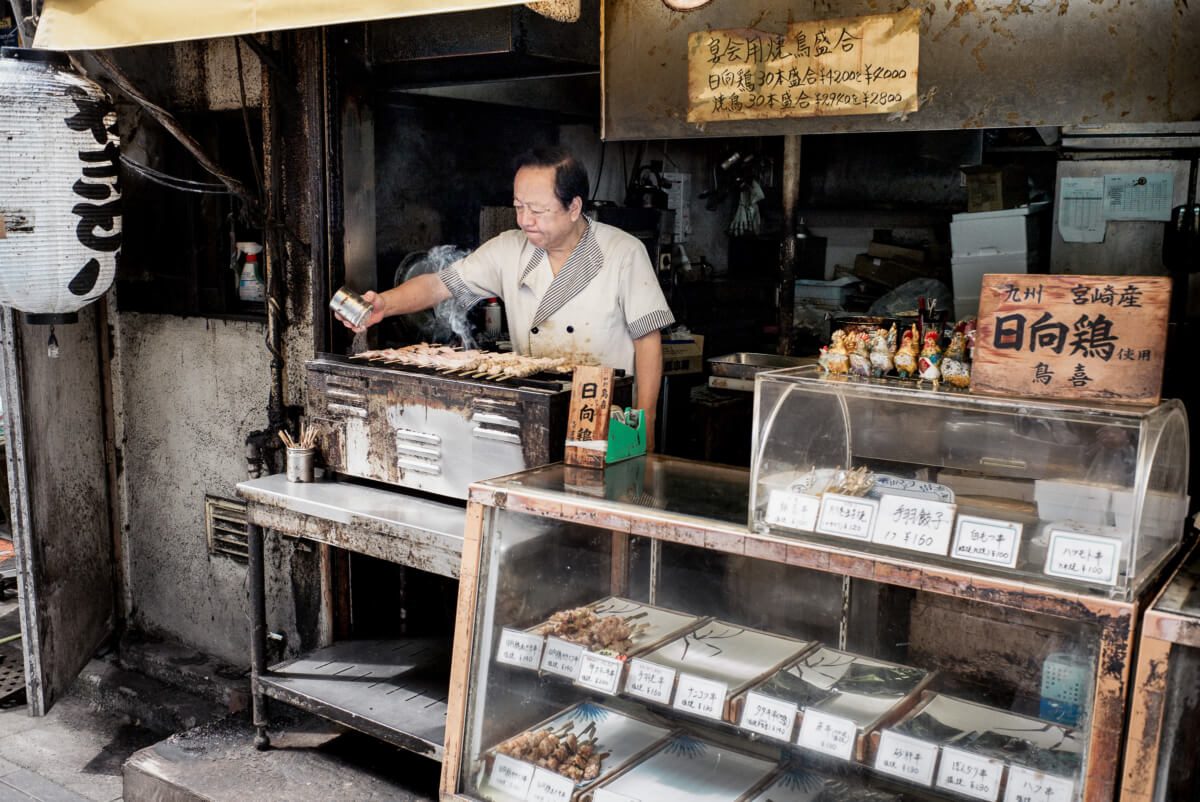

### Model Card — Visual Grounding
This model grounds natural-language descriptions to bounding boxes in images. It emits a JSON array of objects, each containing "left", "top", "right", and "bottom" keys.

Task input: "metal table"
[{"left": 238, "top": 474, "right": 466, "bottom": 759}]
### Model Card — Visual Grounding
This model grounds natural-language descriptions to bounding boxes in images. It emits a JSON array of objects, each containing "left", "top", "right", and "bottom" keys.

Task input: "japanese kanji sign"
[
  {"left": 972, "top": 274, "right": 1170, "bottom": 405},
  {"left": 565, "top": 365, "right": 613, "bottom": 468},
  {"left": 686, "top": 9, "right": 919, "bottom": 123}
]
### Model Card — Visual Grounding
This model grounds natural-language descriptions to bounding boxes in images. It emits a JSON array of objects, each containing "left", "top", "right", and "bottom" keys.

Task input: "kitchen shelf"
[{"left": 258, "top": 637, "right": 451, "bottom": 759}]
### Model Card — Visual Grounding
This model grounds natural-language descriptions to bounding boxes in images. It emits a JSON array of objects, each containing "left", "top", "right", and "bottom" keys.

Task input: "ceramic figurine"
[
  {"left": 941, "top": 331, "right": 971, "bottom": 388},
  {"left": 918, "top": 331, "right": 943, "bottom": 385},
  {"left": 893, "top": 325, "right": 919, "bottom": 378},
  {"left": 826, "top": 330, "right": 850, "bottom": 375},
  {"left": 818, "top": 345, "right": 830, "bottom": 373},
  {"left": 849, "top": 331, "right": 872, "bottom": 377},
  {"left": 869, "top": 329, "right": 894, "bottom": 377}
]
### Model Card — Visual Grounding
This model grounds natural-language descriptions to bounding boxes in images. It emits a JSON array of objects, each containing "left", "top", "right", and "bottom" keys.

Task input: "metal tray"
[{"left": 708, "top": 353, "right": 811, "bottom": 380}]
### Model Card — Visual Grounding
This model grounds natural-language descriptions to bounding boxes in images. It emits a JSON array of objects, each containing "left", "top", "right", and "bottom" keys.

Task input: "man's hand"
[{"left": 335, "top": 290, "right": 387, "bottom": 333}]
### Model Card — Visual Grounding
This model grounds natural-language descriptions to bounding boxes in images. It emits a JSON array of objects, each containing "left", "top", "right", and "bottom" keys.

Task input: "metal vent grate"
[{"left": 205, "top": 496, "right": 249, "bottom": 562}]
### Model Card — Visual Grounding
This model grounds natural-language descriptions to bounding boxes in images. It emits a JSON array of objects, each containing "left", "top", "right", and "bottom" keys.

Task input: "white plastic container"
[
  {"left": 951, "top": 252, "right": 1035, "bottom": 318},
  {"left": 951, "top": 201, "right": 1049, "bottom": 258}
]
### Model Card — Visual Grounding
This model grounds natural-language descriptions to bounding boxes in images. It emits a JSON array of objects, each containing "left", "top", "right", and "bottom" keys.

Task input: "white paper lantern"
[{"left": 0, "top": 47, "right": 121, "bottom": 324}]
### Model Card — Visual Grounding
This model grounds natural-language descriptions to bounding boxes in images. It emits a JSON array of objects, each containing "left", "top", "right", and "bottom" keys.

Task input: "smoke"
[{"left": 394, "top": 245, "right": 478, "bottom": 350}]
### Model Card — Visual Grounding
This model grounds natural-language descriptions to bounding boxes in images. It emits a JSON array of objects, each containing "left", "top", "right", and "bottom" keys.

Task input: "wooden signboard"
[
  {"left": 687, "top": 9, "right": 919, "bottom": 124},
  {"left": 565, "top": 365, "right": 613, "bottom": 468},
  {"left": 971, "top": 274, "right": 1170, "bottom": 406}
]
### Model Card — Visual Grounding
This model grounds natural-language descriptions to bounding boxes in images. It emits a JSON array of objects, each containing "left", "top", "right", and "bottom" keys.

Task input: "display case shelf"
[{"left": 442, "top": 455, "right": 1158, "bottom": 802}]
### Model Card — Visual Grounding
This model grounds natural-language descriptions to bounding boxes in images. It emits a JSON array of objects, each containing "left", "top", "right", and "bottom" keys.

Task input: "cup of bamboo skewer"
[{"left": 280, "top": 423, "right": 318, "bottom": 483}]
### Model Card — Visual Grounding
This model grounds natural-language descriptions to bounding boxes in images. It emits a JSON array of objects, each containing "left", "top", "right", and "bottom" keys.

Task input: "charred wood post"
[{"left": 778, "top": 134, "right": 801, "bottom": 356}]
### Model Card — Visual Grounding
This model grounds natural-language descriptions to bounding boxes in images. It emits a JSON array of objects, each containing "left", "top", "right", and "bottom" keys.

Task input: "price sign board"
[
  {"left": 1003, "top": 765, "right": 1074, "bottom": 802},
  {"left": 1044, "top": 530, "right": 1121, "bottom": 586},
  {"left": 765, "top": 490, "right": 821, "bottom": 532},
  {"left": 578, "top": 652, "right": 624, "bottom": 694},
  {"left": 529, "top": 767, "right": 576, "bottom": 802},
  {"left": 936, "top": 746, "right": 1004, "bottom": 801},
  {"left": 873, "top": 729, "right": 938, "bottom": 786},
  {"left": 815, "top": 494, "right": 878, "bottom": 541},
  {"left": 739, "top": 691, "right": 798, "bottom": 741},
  {"left": 687, "top": 10, "right": 920, "bottom": 123},
  {"left": 952, "top": 516, "right": 1022, "bottom": 568},
  {"left": 490, "top": 754, "right": 535, "bottom": 797},
  {"left": 972, "top": 274, "right": 1169, "bottom": 405},
  {"left": 797, "top": 709, "right": 857, "bottom": 761},
  {"left": 624, "top": 658, "right": 676, "bottom": 704},
  {"left": 540, "top": 637, "right": 585, "bottom": 679},
  {"left": 496, "top": 628, "right": 543, "bottom": 670},
  {"left": 672, "top": 673, "right": 727, "bottom": 720},
  {"left": 872, "top": 495, "right": 956, "bottom": 556}
]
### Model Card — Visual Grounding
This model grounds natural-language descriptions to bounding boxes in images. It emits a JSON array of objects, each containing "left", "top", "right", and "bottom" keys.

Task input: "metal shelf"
[{"left": 257, "top": 637, "right": 451, "bottom": 760}]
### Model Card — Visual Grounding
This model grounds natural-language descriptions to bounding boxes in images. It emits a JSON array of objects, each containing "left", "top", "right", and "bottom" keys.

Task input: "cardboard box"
[
  {"left": 963, "top": 165, "right": 1028, "bottom": 212},
  {"left": 867, "top": 241, "right": 926, "bottom": 264},
  {"left": 852, "top": 253, "right": 930, "bottom": 288},
  {"left": 662, "top": 333, "right": 704, "bottom": 375}
]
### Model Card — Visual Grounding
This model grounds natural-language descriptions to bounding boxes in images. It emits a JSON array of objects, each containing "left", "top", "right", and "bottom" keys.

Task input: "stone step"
[
  {"left": 117, "top": 629, "right": 251, "bottom": 715},
  {"left": 71, "top": 656, "right": 222, "bottom": 737}
]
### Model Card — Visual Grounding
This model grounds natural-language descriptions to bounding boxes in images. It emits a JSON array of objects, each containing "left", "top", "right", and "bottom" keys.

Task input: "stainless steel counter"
[{"left": 236, "top": 473, "right": 465, "bottom": 578}]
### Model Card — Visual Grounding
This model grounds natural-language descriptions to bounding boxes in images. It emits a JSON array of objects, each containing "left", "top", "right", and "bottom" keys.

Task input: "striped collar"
[{"left": 523, "top": 218, "right": 605, "bottom": 328}]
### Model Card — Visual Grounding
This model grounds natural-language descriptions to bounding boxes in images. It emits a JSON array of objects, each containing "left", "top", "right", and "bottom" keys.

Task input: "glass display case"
[
  {"left": 442, "top": 455, "right": 1154, "bottom": 802},
  {"left": 750, "top": 367, "right": 1189, "bottom": 602},
  {"left": 1121, "top": 541, "right": 1200, "bottom": 802}
]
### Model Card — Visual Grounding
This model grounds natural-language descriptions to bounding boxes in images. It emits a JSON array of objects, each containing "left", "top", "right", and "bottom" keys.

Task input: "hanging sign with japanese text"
[
  {"left": 687, "top": 10, "right": 919, "bottom": 124},
  {"left": 565, "top": 365, "right": 614, "bottom": 469},
  {"left": 971, "top": 274, "right": 1170, "bottom": 405}
]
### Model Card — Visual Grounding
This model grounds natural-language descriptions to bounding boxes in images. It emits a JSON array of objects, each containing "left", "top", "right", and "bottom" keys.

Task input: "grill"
[{"left": 307, "top": 354, "right": 630, "bottom": 499}]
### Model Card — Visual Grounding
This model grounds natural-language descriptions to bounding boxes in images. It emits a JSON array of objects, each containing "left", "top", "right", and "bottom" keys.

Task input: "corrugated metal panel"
[{"left": 602, "top": 0, "right": 1200, "bottom": 140}]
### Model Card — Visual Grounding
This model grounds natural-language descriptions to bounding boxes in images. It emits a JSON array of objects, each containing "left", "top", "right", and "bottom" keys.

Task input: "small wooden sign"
[
  {"left": 565, "top": 365, "right": 613, "bottom": 468},
  {"left": 971, "top": 274, "right": 1170, "bottom": 406},
  {"left": 687, "top": 9, "right": 919, "bottom": 124}
]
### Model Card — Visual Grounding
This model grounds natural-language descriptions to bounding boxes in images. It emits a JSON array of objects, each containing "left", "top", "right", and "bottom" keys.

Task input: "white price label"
[
  {"left": 952, "top": 516, "right": 1022, "bottom": 568},
  {"left": 937, "top": 746, "right": 1004, "bottom": 801},
  {"left": 529, "top": 767, "right": 576, "bottom": 802},
  {"left": 873, "top": 729, "right": 938, "bottom": 786},
  {"left": 594, "top": 790, "right": 641, "bottom": 802},
  {"left": 872, "top": 495, "right": 957, "bottom": 555},
  {"left": 765, "top": 490, "right": 821, "bottom": 532},
  {"left": 490, "top": 753, "right": 535, "bottom": 797},
  {"left": 815, "top": 493, "right": 879, "bottom": 541},
  {"left": 578, "top": 652, "right": 623, "bottom": 694},
  {"left": 1045, "top": 530, "right": 1121, "bottom": 586},
  {"left": 496, "top": 628, "right": 544, "bottom": 670},
  {"left": 797, "top": 709, "right": 857, "bottom": 761},
  {"left": 540, "top": 637, "right": 585, "bottom": 679},
  {"left": 1003, "top": 764, "right": 1075, "bottom": 802},
  {"left": 672, "top": 673, "right": 727, "bottom": 720},
  {"left": 624, "top": 658, "right": 676, "bottom": 704},
  {"left": 739, "top": 691, "right": 798, "bottom": 741}
]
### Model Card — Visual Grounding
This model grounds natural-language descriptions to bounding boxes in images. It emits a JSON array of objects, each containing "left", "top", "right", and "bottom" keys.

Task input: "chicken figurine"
[
  {"left": 869, "top": 329, "right": 894, "bottom": 377},
  {"left": 825, "top": 330, "right": 850, "bottom": 375},
  {"left": 917, "top": 331, "right": 943, "bottom": 386},
  {"left": 849, "top": 331, "right": 872, "bottom": 377},
  {"left": 941, "top": 331, "right": 971, "bottom": 388},
  {"left": 893, "top": 325, "right": 919, "bottom": 378}
]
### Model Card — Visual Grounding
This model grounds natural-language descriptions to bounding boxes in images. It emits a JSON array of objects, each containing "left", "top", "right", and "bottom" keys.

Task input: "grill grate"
[
  {"left": 205, "top": 496, "right": 249, "bottom": 562},
  {"left": 0, "top": 643, "right": 24, "bottom": 703}
]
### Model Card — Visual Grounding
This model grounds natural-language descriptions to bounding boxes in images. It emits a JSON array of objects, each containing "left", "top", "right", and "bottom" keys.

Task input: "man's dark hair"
[{"left": 513, "top": 148, "right": 589, "bottom": 210}]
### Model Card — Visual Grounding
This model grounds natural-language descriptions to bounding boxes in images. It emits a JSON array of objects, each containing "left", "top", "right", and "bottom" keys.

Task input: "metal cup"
[
  {"left": 330, "top": 286, "right": 373, "bottom": 329},
  {"left": 286, "top": 447, "right": 315, "bottom": 483}
]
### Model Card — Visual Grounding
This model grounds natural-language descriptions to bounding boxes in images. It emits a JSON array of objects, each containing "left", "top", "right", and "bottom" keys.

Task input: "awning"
[{"left": 32, "top": 0, "right": 578, "bottom": 51}]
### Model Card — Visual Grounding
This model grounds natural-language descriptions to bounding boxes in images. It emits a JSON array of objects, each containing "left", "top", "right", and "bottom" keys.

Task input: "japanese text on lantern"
[
  {"left": 971, "top": 274, "right": 1170, "bottom": 406},
  {"left": 687, "top": 9, "right": 919, "bottom": 123}
]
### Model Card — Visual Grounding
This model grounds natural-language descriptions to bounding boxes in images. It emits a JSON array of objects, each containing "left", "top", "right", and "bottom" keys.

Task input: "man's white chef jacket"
[{"left": 438, "top": 219, "right": 674, "bottom": 374}]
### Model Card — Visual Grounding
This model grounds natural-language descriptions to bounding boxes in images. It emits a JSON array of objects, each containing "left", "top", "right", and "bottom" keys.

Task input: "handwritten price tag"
[
  {"left": 952, "top": 516, "right": 1022, "bottom": 568},
  {"left": 594, "top": 790, "right": 641, "bottom": 802},
  {"left": 540, "top": 637, "right": 584, "bottom": 679},
  {"left": 739, "top": 691, "right": 798, "bottom": 741},
  {"left": 765, "top": 490, "right": 821, "bottom": 532},
  {"left": 871, "top": 495, "right": 956, "bottom": 555},
  {"left": 1045, "top": 530, "right": 1121, "bottom": 586},
  {"left": 797, "top": 709, "right": 857, "bottom": 761},
  {"left": 624, "top": 658, "right": 675, "bottom": 704},
  {"left": 937, "top": 746, "right": 1004, "bottom": 801},
  {"left": 577, "top": 652, "right": 623, "bottom": 694},
  {"left": 672, "top": 673, "right": 727, "bottom": 720},
  {"left": 529, "top": 767, "right": 576, "bottom": 802},
  {"left": 1003, "top": 765, "right": 1075, "bottom": 802},
  {"left": 490, "top": 753, "right": 535, "bottom": 797},
  {"left": 496, "top": 628, "right": 544, "bottom": 670},
  {"left": 873, "top": 729, "right": 938, "bottom": 786},
  {"left": 815, "top": 493, "right": 878, "bottom": 541}
]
